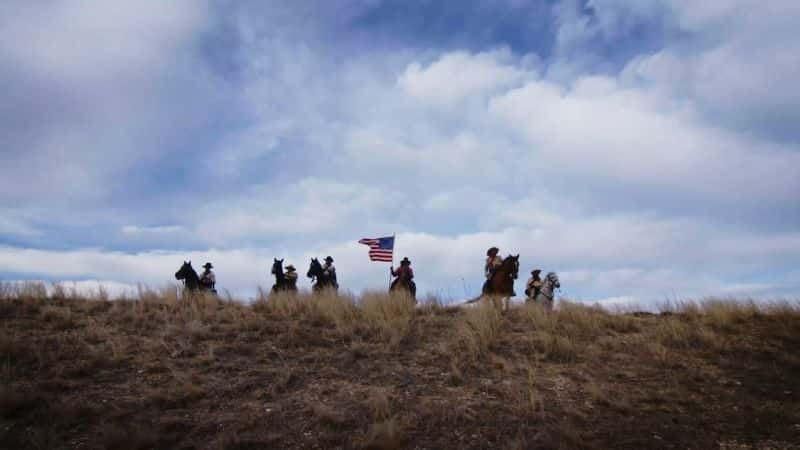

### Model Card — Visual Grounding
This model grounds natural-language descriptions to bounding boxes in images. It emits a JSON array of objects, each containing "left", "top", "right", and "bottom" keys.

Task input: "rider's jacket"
[
  {"left": 485, "top": 255, "right": 503, "bottom": 279},
  {"left": 526, "top": 277, "right": 543, "bottom": 295},
  {"left": 200, "top": 270, "right": 216, "bottom": 286},
  {"left": 392, "top": 266, "right": 414, "bottom": 279},
  {"left": 285, "top": 271, "right": 298, "bottom": 282}
]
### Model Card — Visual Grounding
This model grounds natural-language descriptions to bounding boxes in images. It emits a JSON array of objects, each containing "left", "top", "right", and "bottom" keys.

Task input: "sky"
[{"left": 1, "top": 0, "right": 799, "bottom": 306}]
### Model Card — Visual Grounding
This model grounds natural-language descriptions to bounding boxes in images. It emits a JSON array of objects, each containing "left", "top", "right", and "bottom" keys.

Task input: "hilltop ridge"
[{"left": 1, "top": 284, "right": 799, "bottom": 449}]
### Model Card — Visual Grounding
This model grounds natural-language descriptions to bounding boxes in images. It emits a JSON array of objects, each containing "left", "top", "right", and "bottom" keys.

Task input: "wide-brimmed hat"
[
  {"left": 400, "top": 257, "right": 411, "bottom": 265},
  {"left": 531, "top": 269, "right": 541, "bottom": 275},
  {"left": 286, "top": 265, "right": 296, "bottom": 271},
  {"left": 324, "top": 256, "right": 334, "bottom": 262},
  {"left": 203, "top": 262, "right": 213, "bottom": 269},
  {"left": 486, "top": 247, "right": 499, "bottom": 256}
]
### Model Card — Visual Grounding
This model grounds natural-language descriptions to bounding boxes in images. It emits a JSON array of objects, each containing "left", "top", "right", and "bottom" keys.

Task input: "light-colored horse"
[{"left": 530, "top": 272, "right": 560, "bottom": 310}]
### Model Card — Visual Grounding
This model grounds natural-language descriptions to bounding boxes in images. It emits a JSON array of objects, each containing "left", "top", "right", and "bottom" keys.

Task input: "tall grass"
[{"left": 452, "top": 302, "right": 501, "bottom": 361}]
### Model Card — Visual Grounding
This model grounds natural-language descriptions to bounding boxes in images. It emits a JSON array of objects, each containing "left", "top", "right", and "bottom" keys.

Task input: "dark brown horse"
[
  {"left": 389, "top": 276, "right": 417, "bottom": 301},
  {"left": 469, "top": 254, "right": 519, "bottom": 310},
  {"left": 175, "top": 261, "right": 201, "bottom": 291},
  {"left": 306, "top": 258, "right": 338, "bottom": 293},
  {"left": 271, "top": 258, "right": 296, "bottom": 294}
]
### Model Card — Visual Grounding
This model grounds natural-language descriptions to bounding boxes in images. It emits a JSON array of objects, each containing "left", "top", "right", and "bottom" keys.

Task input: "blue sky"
[{"left": 1, "top": 0, "right": 799, "bottom": 305}]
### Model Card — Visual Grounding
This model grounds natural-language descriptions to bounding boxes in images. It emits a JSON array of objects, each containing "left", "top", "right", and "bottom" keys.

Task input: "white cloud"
[
  {"left": 0, "top": 1, "right": 207, "bottom": 85},
  {"left": 397, "top": 49, "right": 533, "bottom": 105},
  {"left": 0, "top": 1, "right": 217, "bottom": 203},
  {"left": 121, "top": 225, "right": 186, "bottom": 236},
  {"left": 3, "top": 212, "right": 797, "bottom": 303},
  {"left": 191, "top": 178, "right": 406, "bottom": 244},
  {"left": 488, "top": 73, "right": 800, "bottom": 205}
]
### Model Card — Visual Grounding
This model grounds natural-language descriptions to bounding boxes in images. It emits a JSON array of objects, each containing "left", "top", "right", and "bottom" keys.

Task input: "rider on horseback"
[
  {"left": 199, "top": 262, "right": 216, "bottom": 293},
  {"left": 322, "top": 256, "right": 338, "bottom": 289},
  {"left": 525, "top": 269, "right": 543, "bottom": 300},
  {"left": 482, "top": 247, "right": 503, "bottom": 294},
  {"left": 390, "top": 257, "right": 416, "bottom": 297},
  {"left": 285, "top": 264, "right": 298, "bottom": 289}
]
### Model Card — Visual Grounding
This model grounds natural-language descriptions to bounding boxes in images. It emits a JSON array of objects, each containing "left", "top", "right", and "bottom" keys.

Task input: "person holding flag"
[
  {"left": 359, "top": 235, "right": 416, "bottom": 299},
  {"left": 390, "top": 257, "right": 416, "bottom": 298}
]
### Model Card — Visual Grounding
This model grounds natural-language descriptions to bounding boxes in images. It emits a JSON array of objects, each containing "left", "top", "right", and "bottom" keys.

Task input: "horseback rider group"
[
  {"left": 481, "top": 247, "right": 557, "bottom": 307},
  {"left": 180, "top": 247, "right": 558, "bottom": 306}
]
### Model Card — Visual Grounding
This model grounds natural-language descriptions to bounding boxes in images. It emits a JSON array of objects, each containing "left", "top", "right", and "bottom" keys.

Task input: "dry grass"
[
  {"left": 452, "top": 302, "right": 501, "bottom": 361},
  {"left": 1, "top": 282, "right": 799, "bottom": 449}
]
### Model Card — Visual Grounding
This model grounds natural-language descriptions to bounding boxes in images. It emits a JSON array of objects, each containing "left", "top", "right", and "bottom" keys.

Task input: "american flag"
[{"left": 358, "top": 236, "right": 395, "bottom": 262}]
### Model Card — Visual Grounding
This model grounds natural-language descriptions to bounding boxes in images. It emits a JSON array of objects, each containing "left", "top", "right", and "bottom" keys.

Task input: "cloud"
[
  {"left": 2, "top": 1, "right": 798, "bottom": 306},
  {"left": 397, "top": 49, "right": 534, "bottom": 105},
  {"left": 0, "top": 0, "right": 221, "bottom": 203},
  {"left": 488, "top": 73, "right": 800, "bottom": 208},
  {"left": 3, "top": 204, "right": 797, "bottom": 303},
  {"left": 121, "top": 225, "right": 186, "bottom": 236}
]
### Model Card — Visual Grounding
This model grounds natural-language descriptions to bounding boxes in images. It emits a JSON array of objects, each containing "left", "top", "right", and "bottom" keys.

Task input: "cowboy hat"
[
  {"left": 324, "top": 256, "right": 334, "bottom": 262},
  {"left": 400, "top": 257, "right": 411, "bottom": 265},
  {"left": 203, "top": 262, "right": 213, "bottom": 269},
  {"left": 286, "top": 265, "right": 296, "bottom": 271},
  {"left": 486, "top": 247, "right": 499, "bottom": 256},
  {"left": 531, "top": 269, "right": 541, "bottom": 275}
]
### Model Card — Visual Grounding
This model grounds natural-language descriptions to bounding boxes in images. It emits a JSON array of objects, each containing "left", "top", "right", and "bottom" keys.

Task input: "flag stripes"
[{"left": 358, "top": 236, "right": 395, "bottom": 262}]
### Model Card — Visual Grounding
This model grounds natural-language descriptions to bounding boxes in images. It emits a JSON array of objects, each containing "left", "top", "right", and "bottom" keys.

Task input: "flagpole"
[{"left": 389, "top": 233, "right": 395, "bottom": 285}]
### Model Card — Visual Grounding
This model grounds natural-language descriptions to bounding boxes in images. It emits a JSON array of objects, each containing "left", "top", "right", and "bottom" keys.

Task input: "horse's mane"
[{"left": 501, "top": 254, "right": 519, "bottom": 269}]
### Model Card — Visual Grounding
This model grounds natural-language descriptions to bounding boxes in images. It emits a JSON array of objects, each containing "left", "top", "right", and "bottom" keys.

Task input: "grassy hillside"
[{"left": 1, "top": 283, "right": 799, "bottom": 449}]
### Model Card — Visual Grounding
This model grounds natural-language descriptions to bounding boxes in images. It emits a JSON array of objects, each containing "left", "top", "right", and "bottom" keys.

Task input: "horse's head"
[
  {"left": 271, "top": 258, "right": 283, "bottom": 276},
  {"left": 307, "top": 258, "right": 322, "bottom": 279},
  {"left": 175, "top": 261, "right": 193, "bottom": 280},
  {"left": 504, "top": 254, "right": 520, "bottom": 279},
  {"left": 546, "top": 272, "right": 560, "bottom": 289}
]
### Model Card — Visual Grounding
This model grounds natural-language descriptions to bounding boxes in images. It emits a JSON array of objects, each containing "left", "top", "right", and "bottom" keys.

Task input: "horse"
[
  {"left": 469, "top": 254, "right": 519, "bottom": 310},
  {"left": 531, "top": 272, "right": 560, "bottom": 310},
  {"left": 306, "top": 257, "right": 338, "bottom": 293},
  {"left": 389, "top": 275, "right": 417, "bottom": 302},
  {"left": 271, "top": 258, "right": 297, "bottom": 293},
  {"left": 175, "top": 261, "right": 201, "bottom": 291}
]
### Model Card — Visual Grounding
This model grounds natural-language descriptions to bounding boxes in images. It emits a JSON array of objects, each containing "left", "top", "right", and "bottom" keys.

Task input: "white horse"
[{"left": 530, "top": 272, "right": 560, "bottom": 310}]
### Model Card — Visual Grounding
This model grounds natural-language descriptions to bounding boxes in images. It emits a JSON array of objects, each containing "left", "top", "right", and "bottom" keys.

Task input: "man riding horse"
[
  {"left": 307, "top": 256, "right": 339, "bottom": 293},
  {"left": 482, "top": 247, "right": 506, "bottom": 295},
  {"left": 390, "top": 257, "right": 416, "bottom": 299},
  {"left": 525, "top": 269, "right": 543, "bottom": 301},
  {"left": 271, "top": 258, "right": 298, "bottom": 293},
  {"left": 175, "top": 261, "right": 217, "bottom": 295}
]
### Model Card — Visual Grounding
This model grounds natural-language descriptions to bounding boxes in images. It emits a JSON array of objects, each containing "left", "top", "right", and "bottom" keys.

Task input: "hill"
[{"left": 1, "top": 283, "right": 799, "bottom": 449}]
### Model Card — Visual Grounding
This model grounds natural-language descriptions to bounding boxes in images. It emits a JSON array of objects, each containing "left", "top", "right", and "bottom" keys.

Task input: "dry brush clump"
[{"left": 451, "top": 302, "right": 502, "bottom": 362}]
